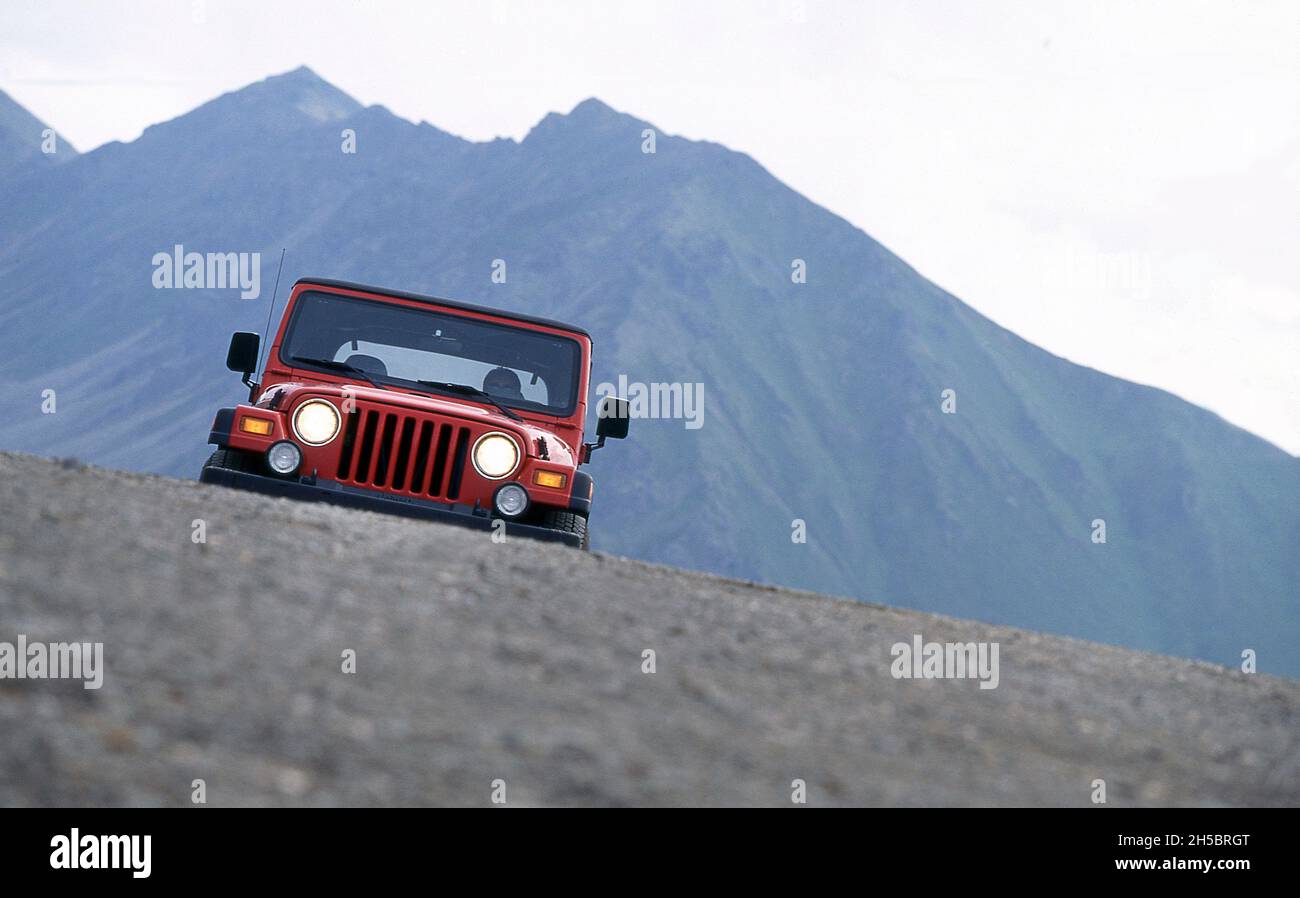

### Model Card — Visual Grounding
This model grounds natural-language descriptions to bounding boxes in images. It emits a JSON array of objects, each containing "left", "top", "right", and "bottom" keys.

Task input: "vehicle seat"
[{"left": 344, "top": 354, "right": 388, "bottom": 377}]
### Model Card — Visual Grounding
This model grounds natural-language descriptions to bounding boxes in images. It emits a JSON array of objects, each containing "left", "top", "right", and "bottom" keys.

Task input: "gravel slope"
[{"left": 0, "top": 451, "right": 1295, "bottom": 807}]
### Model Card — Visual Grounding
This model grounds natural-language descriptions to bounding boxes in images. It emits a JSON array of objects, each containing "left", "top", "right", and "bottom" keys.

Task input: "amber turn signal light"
[
  {"left": 239, "top": 417, "right": 274, "bottom": 436},
  {"left": 532, "top": 470, "right": 567, "bottom": 489}
]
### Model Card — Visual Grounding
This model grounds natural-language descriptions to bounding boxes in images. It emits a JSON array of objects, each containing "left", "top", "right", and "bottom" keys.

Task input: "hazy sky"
[{"left": 3, "top": 0, "right": 1297, "bottom": 452}]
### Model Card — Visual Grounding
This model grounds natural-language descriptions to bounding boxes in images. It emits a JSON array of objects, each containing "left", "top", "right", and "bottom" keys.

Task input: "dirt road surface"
[{"left": 0, "top": 452, "right": 1295, "bottom": 806}]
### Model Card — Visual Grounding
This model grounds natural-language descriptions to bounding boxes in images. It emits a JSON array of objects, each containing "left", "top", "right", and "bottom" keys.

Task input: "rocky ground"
[{"left": 0, "top": 451, "right": 1295, "bottom": 806}]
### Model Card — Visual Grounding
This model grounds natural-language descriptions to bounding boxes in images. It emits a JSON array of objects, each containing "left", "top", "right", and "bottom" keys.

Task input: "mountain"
[
  {"left": 1, "top": 68, "right": 1296, "bottom": 676},
  {"left": 0, "top": 88, "right": 78, "bottom": 178}
]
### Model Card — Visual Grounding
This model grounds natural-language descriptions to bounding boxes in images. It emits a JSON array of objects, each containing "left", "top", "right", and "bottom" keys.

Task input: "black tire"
[
  {"left": 202, "top": 448, "right": 257, "bottom": 477},
  {"left": 542, "top": 509, "right": 589, "bottom": 550}
]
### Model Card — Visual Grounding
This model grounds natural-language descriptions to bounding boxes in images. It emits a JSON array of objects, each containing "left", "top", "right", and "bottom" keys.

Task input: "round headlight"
[
  {"left": 472, "top": 432, "right": 521, "bottom": 480},
  {"left": 493, "top": 482, "right": 530, "bottom": 518},
  {"left": 292, "top": 399, "right": 341, "bottom": 446},
  {"left": 266, "top": 440, "right": 302, "bottom": 475}
]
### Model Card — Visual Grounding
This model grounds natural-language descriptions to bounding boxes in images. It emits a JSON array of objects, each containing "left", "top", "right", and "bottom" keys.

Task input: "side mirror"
[
  {"left": 583, "top": 396, "right": 629, "bottom": 462},
  {"left": 596, "top": 396, "right": 630, "bottom": 440},
  {"left": 226, "top": 331, "right": 260, "bottom": 390}
]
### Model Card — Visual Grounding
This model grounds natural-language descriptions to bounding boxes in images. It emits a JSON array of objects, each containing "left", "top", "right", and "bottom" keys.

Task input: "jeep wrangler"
[{"left": 200, "top": 278, "right": 628, "bottom": 548}]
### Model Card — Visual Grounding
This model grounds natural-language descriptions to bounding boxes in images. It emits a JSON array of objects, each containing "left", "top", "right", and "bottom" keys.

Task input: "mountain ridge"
[
  {"left": 0, "top": 87, "right": 78, "bottom": 178},
  {"left": 1, "top": 69, "right": 1296, "bottom": 677}
]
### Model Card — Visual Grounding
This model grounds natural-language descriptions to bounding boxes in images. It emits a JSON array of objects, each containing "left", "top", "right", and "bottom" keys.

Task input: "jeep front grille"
[{"left": 335, "top": 405, "right": 473, "bottom": 501}]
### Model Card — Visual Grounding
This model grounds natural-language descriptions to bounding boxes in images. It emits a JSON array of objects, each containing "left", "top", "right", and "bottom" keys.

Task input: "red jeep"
[{"left": 200, "top": 278, "right": 628, "bottom": 548}]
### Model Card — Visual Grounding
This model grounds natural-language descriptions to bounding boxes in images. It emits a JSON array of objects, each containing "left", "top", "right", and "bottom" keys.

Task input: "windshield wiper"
[
  {"left": 289, "top": 356, "right": 380, "bottom": 388},
  {"left": 418, "top": 380, "right": 524, "bottom": 421}
]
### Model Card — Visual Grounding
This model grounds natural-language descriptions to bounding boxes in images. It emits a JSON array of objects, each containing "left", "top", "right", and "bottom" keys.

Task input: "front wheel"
[{"left": 541, "top": 509, "right": 589, "bottom": 550}]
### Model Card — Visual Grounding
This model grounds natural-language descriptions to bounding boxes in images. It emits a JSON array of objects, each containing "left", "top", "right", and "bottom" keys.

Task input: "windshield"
[{"left": 279, "top": 291, "right": 583, "bottom": 416}]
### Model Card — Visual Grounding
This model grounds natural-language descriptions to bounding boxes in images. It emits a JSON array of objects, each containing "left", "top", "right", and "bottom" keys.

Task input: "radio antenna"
[{"left": 254, "top": 248, "right": 287, "bottom": 390}]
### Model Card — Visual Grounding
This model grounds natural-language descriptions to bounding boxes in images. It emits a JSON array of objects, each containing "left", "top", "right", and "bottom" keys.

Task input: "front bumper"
[{"left": 199, "top": 465, "right": 582, "bottom": 547}]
